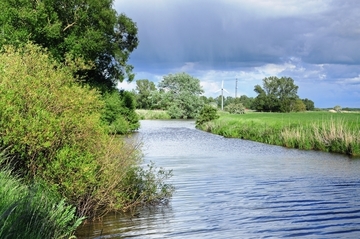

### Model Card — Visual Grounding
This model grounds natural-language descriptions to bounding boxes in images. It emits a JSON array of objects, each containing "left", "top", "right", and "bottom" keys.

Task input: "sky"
[{"left": 114, "top": 0, "right": 360, "bottom": 108}]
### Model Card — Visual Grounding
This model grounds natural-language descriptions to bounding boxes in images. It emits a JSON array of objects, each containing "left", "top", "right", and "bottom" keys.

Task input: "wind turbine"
[{"left": 216, "top": 80, "right": 229, "bottom": 110}]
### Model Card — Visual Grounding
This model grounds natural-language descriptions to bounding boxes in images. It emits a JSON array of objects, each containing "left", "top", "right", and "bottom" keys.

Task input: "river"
[{"left": 76, "top": 120, "right": 360, "bottom": 238}]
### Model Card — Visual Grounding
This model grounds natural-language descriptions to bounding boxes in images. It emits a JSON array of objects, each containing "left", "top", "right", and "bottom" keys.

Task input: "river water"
[{"left": 76, "top": 120, "right": 360, "bottom": 238}]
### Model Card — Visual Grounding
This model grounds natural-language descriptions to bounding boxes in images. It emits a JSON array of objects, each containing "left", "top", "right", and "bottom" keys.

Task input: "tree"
[
  {"left": 0, "top": 0, "right": 138, "bottom": 89},
  {"left": 334, "top": 105, "right": 342, "bottom": 112},
  {"left": 158, "top": 72, "right": 204, "bottom": 119},
  {"left": 302, "top": 98, "right": 315, "bottom": 111},
  {"left": 135, "top": 79, "right": 157, "bottom": 109},
  {"left": 253, "top": 76, "right": 299, "bottom": 112},
  {"left": 293, "top": 99, "right": 306, "bottom": 112},
  {"left": 102, "top": 90, "right": 140, "bottom": 134}
]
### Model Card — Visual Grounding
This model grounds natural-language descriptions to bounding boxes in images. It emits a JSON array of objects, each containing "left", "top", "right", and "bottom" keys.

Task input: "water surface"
[{"left": 77, "top": 120, "right": 360, "bottom": 238}]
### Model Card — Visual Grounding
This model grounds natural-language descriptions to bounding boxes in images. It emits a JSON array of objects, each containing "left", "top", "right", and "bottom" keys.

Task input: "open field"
[{"left": 198, "top": 111, "right": 360, "bottom": 156}]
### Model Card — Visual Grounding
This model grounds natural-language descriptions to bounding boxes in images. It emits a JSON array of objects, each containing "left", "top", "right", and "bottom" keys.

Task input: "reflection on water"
[{"left": 76, "top": 120, "right": 360, "bottom": 238}]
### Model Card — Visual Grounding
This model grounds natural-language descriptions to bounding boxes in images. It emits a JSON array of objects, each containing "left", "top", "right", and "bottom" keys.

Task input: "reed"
[
  {"left": 0, "top": 152, "right": 84, "bottom": 239},
  {"left": 199, "top": 112, "right": 360, "bottom": 156}
]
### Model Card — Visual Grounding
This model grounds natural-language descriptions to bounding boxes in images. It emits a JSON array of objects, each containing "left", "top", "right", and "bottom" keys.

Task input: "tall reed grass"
[
  {"left": 199, "top": 113, "right": 360, "bottom": 156},
  {"left": 0, "top": 152, "right": 84, "bottom": 239}
]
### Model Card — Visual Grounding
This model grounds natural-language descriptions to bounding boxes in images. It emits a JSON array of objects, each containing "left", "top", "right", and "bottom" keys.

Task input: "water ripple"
[{"left": 76, "top": 120, "right": 360, "bottom": 239}]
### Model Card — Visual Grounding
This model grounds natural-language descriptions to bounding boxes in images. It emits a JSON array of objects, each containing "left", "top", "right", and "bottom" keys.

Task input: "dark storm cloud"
[{"left": 115, "top": 0, "right": 360, "bottom": 107}]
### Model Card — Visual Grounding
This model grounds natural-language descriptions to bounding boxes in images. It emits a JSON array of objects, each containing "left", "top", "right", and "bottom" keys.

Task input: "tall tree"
[
  {"left": 0, "top": 0, "right": 138, "bottom": 89},
  {"left": 158, "top": 72, "right": 204, "bottom": 119},
  {"left": 135, "top": 79, "right": 157, "bottom": 109},
  {"left": 302, "top": 98, "right": 315, "bottom": 111},
  {"left": 253, "top": 76, "right": 299, "bottom": 112}
]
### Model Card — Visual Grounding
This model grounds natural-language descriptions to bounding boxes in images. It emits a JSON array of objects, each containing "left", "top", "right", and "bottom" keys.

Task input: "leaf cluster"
[
  {"left": 0, "top": 44, "right": 173, "bottom": 219},
  {"left": 0, "top": 0, "right": 138, "bottom": 87},
  {"left": 196, "top": 105, "right": 220, "bottom": 127},
  {"left": 253, "top": 76, "right": 300, "bottom": 112}
]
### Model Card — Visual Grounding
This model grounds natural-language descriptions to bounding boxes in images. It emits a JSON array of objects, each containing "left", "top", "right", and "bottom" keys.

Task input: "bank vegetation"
[
  {"left": 197, "top": 111, "right": 360, "bottom": 156},
  {"left": 0, "top": 44, "right": 174, "bottom": 238}
]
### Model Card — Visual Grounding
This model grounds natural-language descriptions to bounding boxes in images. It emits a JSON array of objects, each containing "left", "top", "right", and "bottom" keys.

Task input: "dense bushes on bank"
[
  {"left": 0, "top": 44, "right": 174, "bottom": 222},
  {"left": 0, "top": 152, "right": 83, "bottom": 239}
]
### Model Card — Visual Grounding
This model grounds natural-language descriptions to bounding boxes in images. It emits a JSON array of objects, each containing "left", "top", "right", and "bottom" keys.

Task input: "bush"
[
  {"left": 0, "top": 43, "right": 174, "bottom": 218},
  {"left": 196, "top": 105, "right": 220, "bottom": 127},
  {"left": 0, "top": 153, "right": 84, "bottom": 239},
  {"left": 225, "top": 103, "right": 246, "bottom": 114},
  {"left": 101, "top": 90, "right": 140, "bottom": 134}
]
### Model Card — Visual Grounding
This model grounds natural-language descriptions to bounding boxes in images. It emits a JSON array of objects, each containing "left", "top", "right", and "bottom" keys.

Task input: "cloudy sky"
[{"left": 114, "top": 0, "right": 360, "bottom": 108}]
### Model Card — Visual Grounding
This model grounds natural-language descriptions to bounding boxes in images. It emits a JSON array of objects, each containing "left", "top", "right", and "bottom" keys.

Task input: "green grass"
[
  {"left": 0, "top": 153, "right": 84, "bottom": 239},
  {"left": 198, "top": 111, "right": 360, "bottom": 156}
]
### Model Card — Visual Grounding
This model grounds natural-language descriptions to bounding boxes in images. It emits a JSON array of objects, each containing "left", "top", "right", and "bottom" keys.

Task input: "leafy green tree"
[
  {"left": 135, "top": 79, "right": 157, "bottom": 109},
  {"left": 0, "top": 0, "right": 138, "bottom": 89},
  {"left": 102, "top": 90, "right": 140, "bottom": 134},
  {"left": 253, "top": 76, "right": 299, "bottom": 112},
  {"left": 302, "top": 98, "right": 315, "bottom": 111},
  {"left": 158, "top": 73, "right": 204, "bottom": 119},
  {"left": 238, "top": 95, "right": 254, "bottom": 109},
  {"left": 293, "top": 99, "right": 306, "bottom": 112}
]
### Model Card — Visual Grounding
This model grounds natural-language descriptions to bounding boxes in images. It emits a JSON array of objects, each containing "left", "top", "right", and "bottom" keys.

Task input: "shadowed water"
[{"left": 76, "top": 120, "right": 360, "bottom": 238}]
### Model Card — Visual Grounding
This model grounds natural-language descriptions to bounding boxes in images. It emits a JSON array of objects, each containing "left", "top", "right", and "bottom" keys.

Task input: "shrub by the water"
[
  {"left": 0, "top": 44, "right": 174, "bottom": 220},
  {"left": 196, "top": 105, "right": 220, "bottom": 127},
  {"left": 102, "top": 90, "right": 140, "bottom": 134},
  {"left": 0, "top": 152, "right": 84, "bottom": 239}
]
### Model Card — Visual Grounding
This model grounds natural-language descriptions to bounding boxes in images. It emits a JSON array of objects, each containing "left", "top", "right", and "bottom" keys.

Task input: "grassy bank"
[
  {"left": 0, "top": 153, "right": 83, "bottom": 238},
  {"left": 198, "top": 111, "right": 360, "bottom": 156},
  {"left": 136, "top": 109, "right": 171, "bottom": 120}
]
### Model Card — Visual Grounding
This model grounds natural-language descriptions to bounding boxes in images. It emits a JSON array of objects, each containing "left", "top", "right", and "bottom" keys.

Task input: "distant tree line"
[{"left": 134, "top": 75, "right": 315, "bottom": 117}]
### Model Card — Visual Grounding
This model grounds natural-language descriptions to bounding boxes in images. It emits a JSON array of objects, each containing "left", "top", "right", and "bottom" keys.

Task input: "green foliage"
[
  {"left": 302, "top": 98, "right": 315, "bottom": 111},
  {"left": 0, "top": 154, "right": 84, "bottom": 239},
  {"left": 135, "top": 79, "right": 157, "bottom": 109},
  {"left": 223, "top": 95, "right": 254, "bottom": 110},
  {"left": 136, "top": 110, "right": 171, "bottom": 120},
  {"left": 198, "top": 111, "right": 360, "bottom": 156},
  {"left": 293, "top": 99, "right": 306, "bottom": 112},
  {"left": 118, "top": 162, "right": 175, "bottom": 210},
  {"left": 102, "top": 90, "right": 140, "bottom": 134},
  {"left": 253, "top": 76, "right": 300, "bottom": 112},
  {"left": 0, "top": 44, "right": 173, "bottom": 219},
  {"left": 225, "top": 103, "right": 246, "bottom": 114},
  {"left": 158, "top": 72, "right": 204, "bottom": 119},
  {"left": 0, "top": 44, "right": 104, "bottom": 176},
  {"left": 196, "top": 105, "right": 220, "bottom": 127},
  {"left": 0, "top": 0, "right": 138, "bottom": 88}
]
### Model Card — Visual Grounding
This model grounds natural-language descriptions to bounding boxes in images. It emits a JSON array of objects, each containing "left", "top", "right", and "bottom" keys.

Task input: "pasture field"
[{"left": 198, "top": 111, "right": 360, "bottom": 156}]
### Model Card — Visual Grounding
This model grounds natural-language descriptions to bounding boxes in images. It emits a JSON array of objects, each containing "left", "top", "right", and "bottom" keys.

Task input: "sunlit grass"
[{"left": 199, "top": 111, "right": 360, "bottom": 156}]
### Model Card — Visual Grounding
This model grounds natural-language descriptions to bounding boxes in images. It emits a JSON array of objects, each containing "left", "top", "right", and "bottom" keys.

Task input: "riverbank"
[{"left": 197, "top": 111, "right": 360, "bottom": 156}]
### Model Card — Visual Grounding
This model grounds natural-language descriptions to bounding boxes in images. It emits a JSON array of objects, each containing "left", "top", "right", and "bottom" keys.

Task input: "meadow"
[{"left": 198, "top": 111, "right": 360, "bottom": 156}]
